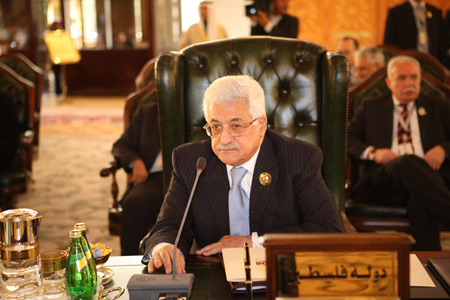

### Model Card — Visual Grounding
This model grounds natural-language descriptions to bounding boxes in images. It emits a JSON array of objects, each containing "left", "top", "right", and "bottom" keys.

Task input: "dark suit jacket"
[
  {"left": 143, "top": 129, "right": 344, "bottom": 258},
  {"left": 348, "top": 95, "right": 450, "bottom": 178},
  {"left": 251, "top": 14, "right": 299, "bottom": 38},
  {"left": 383, "top": 2, "right": 450, "bottom": 64},
  {"left": 112, "top": 102, "right": 160, "bottom": 172}
]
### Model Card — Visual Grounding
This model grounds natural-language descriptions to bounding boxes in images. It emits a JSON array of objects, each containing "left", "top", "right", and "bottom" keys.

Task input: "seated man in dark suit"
[
  {"left": 249, "top": 0, "right": 299, "bottom": 38},
  {"left": 143, "top": 75, "right": 345, "bottom": 274},
  {"left": 112, "top": 102, "right": 164, "bottom": 255},
  {"left": 0, "top": 93, "right": 20, "bottom": 172},
  {"left": 348, "top": 55, "right": 450, "bottom": 251}
]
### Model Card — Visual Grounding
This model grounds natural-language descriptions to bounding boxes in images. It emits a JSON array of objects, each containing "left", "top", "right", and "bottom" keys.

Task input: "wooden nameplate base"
[{"left": 263, "top": 232, "right": 413, "bottom": 300}]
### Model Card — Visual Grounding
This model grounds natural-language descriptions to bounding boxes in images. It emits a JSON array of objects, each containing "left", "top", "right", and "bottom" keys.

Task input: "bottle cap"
[
  {"left": 70, "top": 229, "right": 82, "bottom": 238},
  {"left": 74, "top": 222, "right": 86, "bottom": 231}
]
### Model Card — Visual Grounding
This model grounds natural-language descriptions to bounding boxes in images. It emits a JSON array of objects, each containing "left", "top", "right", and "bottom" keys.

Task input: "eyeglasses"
[{"left": 203, "top": 118, "right": 258, "bottom": 137}]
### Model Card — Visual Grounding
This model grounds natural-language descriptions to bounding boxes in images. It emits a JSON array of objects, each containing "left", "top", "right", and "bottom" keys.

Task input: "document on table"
[
  {"left": 222, "top": 247, "right": 266, "bottom": 282},
  {"left": 410, "top": 253, "right": 435, "bottom": 287}
]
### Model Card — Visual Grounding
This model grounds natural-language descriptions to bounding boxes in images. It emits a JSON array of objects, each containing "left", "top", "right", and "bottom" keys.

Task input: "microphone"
[
  {"left": 128, "top": 157, "right": 206, "bottom": 300},
  {"left": 172, "top": 156, "right": 206, "bottom": 278}
]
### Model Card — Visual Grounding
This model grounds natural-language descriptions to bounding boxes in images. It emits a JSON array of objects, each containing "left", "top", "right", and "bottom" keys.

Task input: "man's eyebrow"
[{"left": 210, "top": 117, "right": 244, "bottom": 123}]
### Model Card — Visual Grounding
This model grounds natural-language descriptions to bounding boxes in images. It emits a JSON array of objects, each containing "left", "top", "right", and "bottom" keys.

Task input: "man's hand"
[
  {"left": 147, "top": 244, "right": 186, "bottom": 274},
  {"left": 255, "top": 10, "right": 269, "bottom": 27},
  {"left": 374, "top": 148, "right": 398, "bottom": 165},
  {"left": 424, "top": 145, "right": 446, "bottom": 170},
  {"left": 196, "top": 235, "right": 252, "bottom": 256},
  {"left": 131, "top": 159, "right": 148, "bottom": 185}
]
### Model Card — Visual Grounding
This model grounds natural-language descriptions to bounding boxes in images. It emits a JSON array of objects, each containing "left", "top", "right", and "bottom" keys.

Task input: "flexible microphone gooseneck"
[
  {"left": 127, "top": 157, "right": 206, "bottom": 300},
  {"left": 172, "top": 156, "right": 206, "bottom": 279}
]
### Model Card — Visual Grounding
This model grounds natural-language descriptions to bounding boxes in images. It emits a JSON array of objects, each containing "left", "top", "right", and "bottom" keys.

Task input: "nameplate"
[{"left": 263, "top": 233, "right": 413, "bottom": 300}]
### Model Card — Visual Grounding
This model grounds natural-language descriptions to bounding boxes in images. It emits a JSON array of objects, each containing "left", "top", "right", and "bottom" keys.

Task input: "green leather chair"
[
  {"left": 155, "top": 36, "right": 348, "bottom": 212},
  {"left": 0, "top": 64, "right": 35, "bottom": 206},
  {"left": 0, "top": 53, "right": 43, "bottom": 148},
  {"left": 346, "top": 66, "right": 450, "bottom": 232}
]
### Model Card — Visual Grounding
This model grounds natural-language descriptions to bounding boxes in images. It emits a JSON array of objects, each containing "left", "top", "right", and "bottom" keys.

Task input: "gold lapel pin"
[
  {"left": 259, "top": 172, "right": 272, "bottom": 186},
  {"left": 418, "top": 107, "right": 427, "bottom": 116},
  {"left": 427, "top": 11, "right": 432, "bottom": 18}
]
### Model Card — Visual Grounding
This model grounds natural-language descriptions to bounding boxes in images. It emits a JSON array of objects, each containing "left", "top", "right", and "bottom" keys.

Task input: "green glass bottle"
[
  {"left": 74, "top": 222, "right": 98, "bottom": 290},
  {"left": 66, "top": 229, "right": 95, "bottom": 300}
]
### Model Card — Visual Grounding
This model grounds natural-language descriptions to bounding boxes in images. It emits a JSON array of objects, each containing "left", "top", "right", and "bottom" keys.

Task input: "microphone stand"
[
  {"left": 126, "top": 157, "right": 205, "bottom": 300},
  {"left": 172, "top": 157, "right": 205, "bottom": 278}
]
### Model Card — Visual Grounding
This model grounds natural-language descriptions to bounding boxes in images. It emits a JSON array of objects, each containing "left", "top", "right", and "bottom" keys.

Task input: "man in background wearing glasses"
[{"left": 142, "top": 75, "right": 344, "bottom": 274}]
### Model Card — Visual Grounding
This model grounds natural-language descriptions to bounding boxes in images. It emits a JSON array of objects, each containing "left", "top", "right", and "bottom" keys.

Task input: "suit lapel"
[
  {"left": 380, "top": 97, "right": 394, "bottom": 147},
  {"left": 203, "top": 151, "right": 231, "bottom": 237},
  {"left": 249, "top": 133, "right": 279, "bottom": 232}
]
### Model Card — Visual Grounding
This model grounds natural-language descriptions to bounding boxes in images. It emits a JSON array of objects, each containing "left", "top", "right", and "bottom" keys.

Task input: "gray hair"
[
  {"left": 355, "top": 46, "right": 385, "bottom": 67},
  {"left": 203, "top": 75, "right": 266, "bottom": 121},
  {"left": 387, "top": 55, "right": 421, "bottom": 79}
]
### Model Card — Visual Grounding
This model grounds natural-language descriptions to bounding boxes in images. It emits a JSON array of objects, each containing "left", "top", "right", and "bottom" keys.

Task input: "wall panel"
[{"left": 287, "top": 0, "right": 449, "bottom": 51}]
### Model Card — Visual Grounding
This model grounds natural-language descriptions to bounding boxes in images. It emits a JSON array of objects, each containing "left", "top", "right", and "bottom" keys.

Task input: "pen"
[{"left": 244, "top": 242, "right": 253, "bottom": 300}]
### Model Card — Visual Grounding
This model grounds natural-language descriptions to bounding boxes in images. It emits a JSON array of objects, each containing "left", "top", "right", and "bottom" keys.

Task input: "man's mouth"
[{"left": 218, "top": 144, "right": 239, "bottom": 151}]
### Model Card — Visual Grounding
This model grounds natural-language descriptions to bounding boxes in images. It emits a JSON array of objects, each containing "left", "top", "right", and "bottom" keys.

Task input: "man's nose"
[
  {"left": 405, "top": 76, "right": 415, "bottom": 85},
  {"left": 219, "top": 127, "right": 233, "bottom": 144}
]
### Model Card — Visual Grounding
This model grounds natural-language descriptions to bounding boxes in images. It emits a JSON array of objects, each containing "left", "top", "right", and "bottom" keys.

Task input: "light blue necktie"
[
  {"left": 228, "top": 167, "right": 250, "bottom": 236},
  {"left": 415, "top": 4, "right": 428, "bottom": 53}
]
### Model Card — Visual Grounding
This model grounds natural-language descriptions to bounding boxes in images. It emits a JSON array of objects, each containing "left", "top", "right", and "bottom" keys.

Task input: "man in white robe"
[{"left": 179, "top": 1, "right": 227, "bottom": 49}]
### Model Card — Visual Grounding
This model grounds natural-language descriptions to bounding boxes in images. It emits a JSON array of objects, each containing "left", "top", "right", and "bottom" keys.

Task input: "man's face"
[
  {"left": 207, "top": 98, "right": 267, "bottom": 167},
  {"left": 385, "top": 62, "right": 421, "bottom": 104},
  {"left": 337, "top": 39, "right": 357, "bottom": 69},
  {"left": 199, "top": 5, "right": 208, "bottom": 21},
  {"left": 355, "top": 56, "right": 380, "bottom": 83},
  {"left": 273, "top": 0, "right": 289, "bottom": 15}
]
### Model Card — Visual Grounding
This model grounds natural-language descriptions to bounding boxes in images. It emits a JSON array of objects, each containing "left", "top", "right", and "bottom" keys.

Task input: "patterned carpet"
[
  {"left": 13, "top": 95, "right": 450, "bottom": 255},
  {"left": 15, "top": 96, "right": 126, "bottom": 255}
]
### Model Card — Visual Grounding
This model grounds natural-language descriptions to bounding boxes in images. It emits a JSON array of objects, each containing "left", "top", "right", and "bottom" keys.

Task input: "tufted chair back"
[
  {"left": 0, "top": 63, "right": 35, "bottom": 198},
  {"left": 0, "top": 53, "right": 44, "bottom": 147},
  {"left": 156, "top": 37, "right": 348, "bottom": 210}
]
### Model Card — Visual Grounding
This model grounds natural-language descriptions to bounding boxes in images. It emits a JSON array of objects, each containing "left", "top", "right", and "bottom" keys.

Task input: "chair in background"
[
  {"left": 100, "top": 70, "right": 157, "bottom": 236},
  {"left": 0, "top": 64, "right": 35, "bottom": 208},
  {"left": 378, "top": 44, "right": 401, "bottom": 62},
  {"left": 155, "top": 36, "right": 348, "bottom": 213},
  {"left": 346, "top": 66, "right": 450, "bottom": 232},
  {"left": 0, "top": 53, "right": 44, "bottom": 149},
  {"left": 397, "top": 50, "right": 450, "bottom": 85},
  {"left": 134, "top": 57, "right": 156, "bottom": 92}
]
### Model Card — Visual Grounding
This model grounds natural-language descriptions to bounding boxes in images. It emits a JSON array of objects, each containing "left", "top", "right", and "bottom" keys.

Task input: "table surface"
[{"left": 100, "top": 252, "right": 450, "bottom": 300}]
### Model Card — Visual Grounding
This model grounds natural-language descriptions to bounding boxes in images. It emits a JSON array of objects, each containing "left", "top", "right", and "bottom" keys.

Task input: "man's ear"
[
  {"left": 259, "top": 116, "right": 268, "bottom": 135},
  {"left": 385, "top": 76, "right": 392, "bottom": 90}
]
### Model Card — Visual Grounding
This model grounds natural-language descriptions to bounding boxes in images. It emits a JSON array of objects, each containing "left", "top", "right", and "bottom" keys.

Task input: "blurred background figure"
[
  {"left": 354, "top": 46, "right": 386, "bottom": 84},
  {"left": 179, "top": 1, "right": 227, "bottom": 49},
  {"left": 384, "top": 0, "right": 450, "bottom": 68},
  {"left": 248, "top": 0, "right": 298, "bottom": 38},
  {"left": 336, "top": 36, "right": 359, "bottom": 85},
  {"left": 48, "top": 19, "right": 64, "bottom": 97}
]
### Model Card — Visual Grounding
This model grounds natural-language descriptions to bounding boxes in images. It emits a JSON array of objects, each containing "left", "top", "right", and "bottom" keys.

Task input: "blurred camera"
[
  {"left": 245, "top": 4, "right": 258, "bottom": 16},
  {"left": 245, "top": 0, "right": 270, "bottom": 16}
]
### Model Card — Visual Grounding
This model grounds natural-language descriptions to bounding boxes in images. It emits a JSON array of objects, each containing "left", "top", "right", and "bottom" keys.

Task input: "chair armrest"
[
  {"left": 100, "top": 160, "right": 123, "bottom": 209},
  {"left": 100, "top": 160, "right": 120, "bottom": 177}
]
